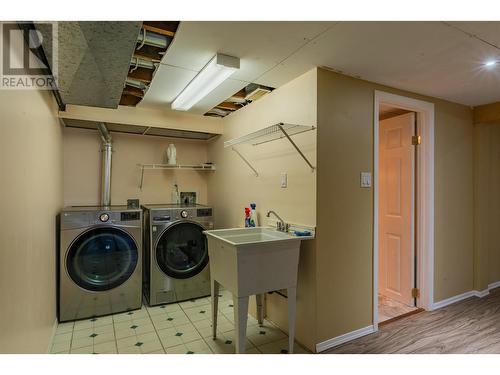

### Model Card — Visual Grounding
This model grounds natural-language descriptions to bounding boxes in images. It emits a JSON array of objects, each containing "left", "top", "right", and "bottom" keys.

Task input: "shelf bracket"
[
  {"left": 231, "top": 147, "right": 259, "bottom": 177},
  {"left": 277, "top": 123, "right": 315, "bottom": 172},
  {"left": 139, "top": 166, "right": 145, "bottom": 190}
]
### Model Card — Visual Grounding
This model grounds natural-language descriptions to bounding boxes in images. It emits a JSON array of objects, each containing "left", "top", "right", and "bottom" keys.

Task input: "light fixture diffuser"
[{"left": 171, "top": 53, "right": 240, "bottom": 111}]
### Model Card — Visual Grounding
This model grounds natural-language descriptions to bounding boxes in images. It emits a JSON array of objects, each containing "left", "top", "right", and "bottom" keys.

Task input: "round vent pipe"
[{"left": 97, "top": 123, "right": 112, "bottom": 207}]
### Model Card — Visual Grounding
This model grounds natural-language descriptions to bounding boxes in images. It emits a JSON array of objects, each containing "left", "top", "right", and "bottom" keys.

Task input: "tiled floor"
[
  {"left": 378, "top": 293, "right": 418, "bottom": 323},
  {"left": 50, "top": 289, "right": 309, "bottom": 354}
]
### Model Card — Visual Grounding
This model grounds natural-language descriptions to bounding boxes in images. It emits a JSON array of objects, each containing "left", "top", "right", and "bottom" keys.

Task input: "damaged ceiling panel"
[
  {"left": 36, "top": 21, "right": 142, "bottom": 108},
  {"left": 204, "top": 83, "right": 274, "bottom": 118},
  {"left": 120, "top": 21, "right": 180, "bottom": 107}
]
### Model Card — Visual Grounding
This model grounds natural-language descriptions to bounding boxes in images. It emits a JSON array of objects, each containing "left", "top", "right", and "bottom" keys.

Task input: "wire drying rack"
[
  {"left": 224, "top": 122, "right": 316, "bottom": 176},
  {"left": 136, "top": 163, "right": 216, "bottom": 190}
]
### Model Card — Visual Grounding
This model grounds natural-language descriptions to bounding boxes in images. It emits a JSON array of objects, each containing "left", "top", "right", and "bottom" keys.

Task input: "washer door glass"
[
  {"left": 155, "top": 222, "right": 208, "bottom": 279},
  {"left": 66, "top": 227, "right": 138, "bottom": 292}
]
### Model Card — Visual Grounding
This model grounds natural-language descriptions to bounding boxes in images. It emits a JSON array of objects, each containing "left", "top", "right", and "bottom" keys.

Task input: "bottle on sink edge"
[
  {"left": 249, "top": 203, "right": 258, "bottom": 227},
  {"left": 244, "top": 207, "right": 251, "bottom": 227}
]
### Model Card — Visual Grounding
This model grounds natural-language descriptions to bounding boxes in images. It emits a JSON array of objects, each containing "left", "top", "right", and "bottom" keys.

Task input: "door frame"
[{"left": 373, "top": 90, "right": 435, "bottom": 330}]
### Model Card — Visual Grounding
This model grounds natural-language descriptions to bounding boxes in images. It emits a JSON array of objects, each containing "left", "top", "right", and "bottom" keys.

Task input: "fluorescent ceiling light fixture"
[
  {"left": 172, "top": 53, "right": 240, "bottom": 111},
  {"left": 484, "top": 60, "right": 498, "bottom": 67}
]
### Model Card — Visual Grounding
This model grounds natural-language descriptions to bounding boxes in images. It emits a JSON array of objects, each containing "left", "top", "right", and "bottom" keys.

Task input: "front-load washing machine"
[
  {"left": 58, "top": 206, "right": 142, "bottom": 322},
  {"left": 142, "top": 204, "right": 213, "bottom": 306}
]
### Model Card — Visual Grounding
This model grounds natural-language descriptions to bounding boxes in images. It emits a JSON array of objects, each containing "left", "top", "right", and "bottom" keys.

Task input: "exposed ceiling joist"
[
  {"left": 142, "top": 24, "right": 175, "bottom": 38},
  {"left": 216, "top": 102, "right": 239, "bottom": 111}
]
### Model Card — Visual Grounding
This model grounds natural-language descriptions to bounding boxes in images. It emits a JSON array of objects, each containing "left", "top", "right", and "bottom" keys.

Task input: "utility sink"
[
  {"left": 204, "top": 226, "right": 313, "bottom": 353},
  {"left": 204, "top": 226, "right": 306, "bottom": 246}
]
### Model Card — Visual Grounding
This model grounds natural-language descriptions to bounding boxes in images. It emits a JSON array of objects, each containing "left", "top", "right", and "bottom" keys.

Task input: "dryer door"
[
  {"left": 66, "top": 227, "right": 139, "bottom": 292},
  {"left": 155, "top": 221, "right": 208, "bottom": 279}
]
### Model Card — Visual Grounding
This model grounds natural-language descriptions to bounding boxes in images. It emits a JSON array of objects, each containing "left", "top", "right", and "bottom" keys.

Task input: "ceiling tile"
[
  {"left": 256, "top": 21, "right": 500, "bottom": 106},
  {"left": 143, "top": 21, "right": 500, "bottom": 111},
  {"left": 162, "top": 21, "right": 334, "bottom": 82},
  {"left": 140, "top": 65, "right": 196, "bottom": 108},
  {"left": 447, "top": 21, "right": 500, "bottom": 50}
]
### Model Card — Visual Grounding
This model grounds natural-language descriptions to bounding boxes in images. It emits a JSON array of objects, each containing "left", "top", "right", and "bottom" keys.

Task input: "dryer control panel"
[
  {"left": 197, "top": 208, "right": 213, "bottom": 217},
  {"left": 150, "top": 207, "right": 213, "bottom": 224}
]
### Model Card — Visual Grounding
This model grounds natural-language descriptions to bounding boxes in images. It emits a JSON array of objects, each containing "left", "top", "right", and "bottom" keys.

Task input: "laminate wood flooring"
[{"left": 325, "top": 288, "right": 500, "bottom": 354}]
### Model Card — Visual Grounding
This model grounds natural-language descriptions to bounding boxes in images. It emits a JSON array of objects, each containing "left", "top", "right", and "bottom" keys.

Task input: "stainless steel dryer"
[
  {"left": 59, "top": 206, "right": 142, "bottom": 322},
  {"left": 142, "top": 204, "right": 213, "bottom": 306}
]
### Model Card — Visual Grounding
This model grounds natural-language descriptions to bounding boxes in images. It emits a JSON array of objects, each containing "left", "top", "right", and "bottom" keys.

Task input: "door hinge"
[
  {"left": 412, "top": 135, "right": 421, "bottom": 145},
  {"left": 412, "top": 288, "right": 420, "bottom": 298}
]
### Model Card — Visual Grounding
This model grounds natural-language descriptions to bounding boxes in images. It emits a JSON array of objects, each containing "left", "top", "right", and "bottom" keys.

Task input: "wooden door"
[{"left": 379, "top": 112, "right": 415, "bottom": 306}]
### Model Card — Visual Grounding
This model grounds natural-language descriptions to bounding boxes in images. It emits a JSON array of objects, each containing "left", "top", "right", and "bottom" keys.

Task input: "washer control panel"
[
  {"left": 94, "top": 210, "right": 141, "bottom": 225},
  {"left": 60, "top": 208, "right": 142, "bottom": 229}
]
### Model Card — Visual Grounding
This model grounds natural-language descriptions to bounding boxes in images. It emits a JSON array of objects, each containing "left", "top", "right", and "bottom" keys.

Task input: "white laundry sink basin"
[
  {"left": 204, "top": 226, "right": 308, "bottom": 296},
  {"left": 203, "top": 226, "right": 303, "bottom": 246},
  {"left": 204, "top": 226, "right": 313, "bottom": 353}
]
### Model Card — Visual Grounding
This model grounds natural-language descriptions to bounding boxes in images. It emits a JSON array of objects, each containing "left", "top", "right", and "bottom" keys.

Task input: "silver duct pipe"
[
  {"left": 97, "top": 123, "right": 112, "bottom": 208},
  {"left": 136, "top": 29, "right": 170, "bottom": 49},
  {"left": 130, "top": 56, "right": 156, "bottom": 70},
  {"left": 125, "top": 78, "right": 148, "bottom": 90}
]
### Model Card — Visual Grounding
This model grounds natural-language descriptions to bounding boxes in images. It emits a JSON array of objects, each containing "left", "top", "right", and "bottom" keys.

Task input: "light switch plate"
[
  {"left": 360, "top": 172, "right": 372, "bottom": 188},
  {"left": 281, "top": 172, "right": 287, "bottom": 188}
]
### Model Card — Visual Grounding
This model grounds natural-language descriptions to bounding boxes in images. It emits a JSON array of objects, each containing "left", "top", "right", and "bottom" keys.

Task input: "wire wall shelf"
[
  {"left": 137, "top": 163, "right": 215, "bottom": 190},
  {"left": 224, "top": 122, "right": 316, "bottom": 176},
  {"left": 224, "top": 123, "right": 315, "bottom": 148}
]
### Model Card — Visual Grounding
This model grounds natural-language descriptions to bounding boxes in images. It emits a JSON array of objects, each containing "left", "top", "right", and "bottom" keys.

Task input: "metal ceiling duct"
[{"left": 35, "top": 21, "right": 142, "bottom": 108}]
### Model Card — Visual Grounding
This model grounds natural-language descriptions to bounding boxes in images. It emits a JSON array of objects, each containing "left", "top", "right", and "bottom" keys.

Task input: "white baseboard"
[
  {"left": 46, "top": 318, "right": 58, "bottom": 353},
  {"left": 432, "top": 280, "right": 500, "bottom": 310},
  {"left": 472, "top": 289, "right": 490, "bottom": 298},
  {"left": 432, "top": 291, "right": 476, "bottom": 310},
  {"left": 488, "top": 280, "right": 500, "bottom": 290},
  {"left": 315, "top": 325, "right": 375, "bottom": 353}
]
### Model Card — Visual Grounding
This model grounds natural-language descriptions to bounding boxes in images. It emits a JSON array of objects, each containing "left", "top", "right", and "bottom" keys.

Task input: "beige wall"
[
  {"left": 316, "top": 68, "right": 474, "bottom": 343},
  {"left": 0, "top": 89, "right": 63, "bottom": 352},
  {"left": 63, "top": 128, "right": 210, "bottom": 206},
  {"left": 473, "top": 123, "right": 500, "bottom": 290},
  {"left": 434, "top": 101, "right": 475, "bottom": 300},
  {"left": 207, "top": 68, "right": 318, "bottom": 350}
]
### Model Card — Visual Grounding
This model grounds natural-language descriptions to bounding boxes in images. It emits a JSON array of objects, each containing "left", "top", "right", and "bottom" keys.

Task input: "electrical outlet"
[
  {"left": 281, "top": 172, "right": 287, "bottom": 188},
  {"left": 360, "top": 172, "right": 372, "bottom": 188}
]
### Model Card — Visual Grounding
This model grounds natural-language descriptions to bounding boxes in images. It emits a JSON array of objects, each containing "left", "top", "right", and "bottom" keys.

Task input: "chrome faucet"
[{"left": 266, "top": 210, "right": 289, "bottom": 232}]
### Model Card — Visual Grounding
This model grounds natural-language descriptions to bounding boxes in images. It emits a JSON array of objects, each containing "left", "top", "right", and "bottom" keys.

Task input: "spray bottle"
[
  {"left": 249, "top": 203, "right": 258, "bottom": 227},
  {"left": 244, "top": 207, "right": 251, "bottom": 227}
]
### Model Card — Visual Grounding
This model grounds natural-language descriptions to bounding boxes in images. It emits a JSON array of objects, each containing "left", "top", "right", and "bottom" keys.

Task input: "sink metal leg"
[
  {"left": 287, "top": 287, "right": 297, "bottom": 354},
  {"left": 211, "top": 279, "right": 220, "bottom": 339},
  {"left": 233, "top": 296, "right": 249, "bottom": 354},
  {"left": 256, "top": 294, "right": 264, "bottom": 326}
]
